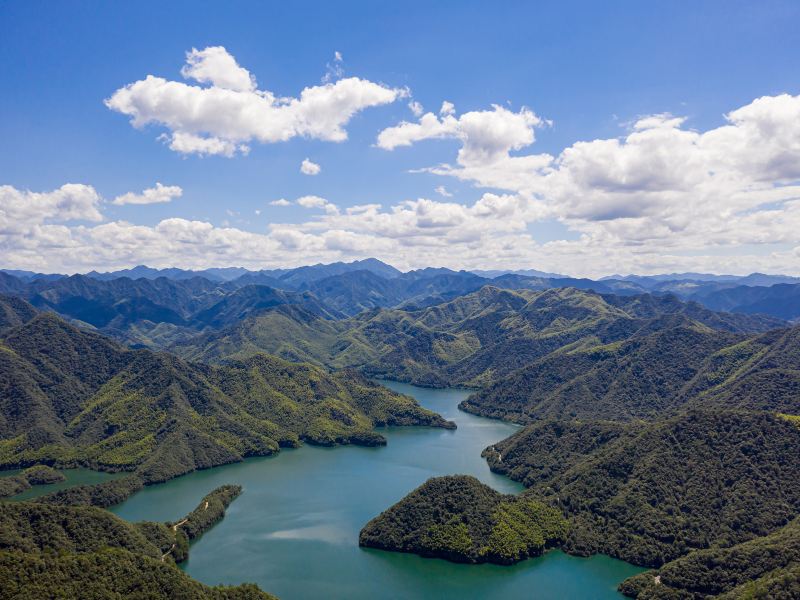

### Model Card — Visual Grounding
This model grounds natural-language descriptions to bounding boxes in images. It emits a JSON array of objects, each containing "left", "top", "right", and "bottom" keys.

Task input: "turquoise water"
[
  {"left": 1, "top": 467, "right": 125, "bottom": 502},
  {"left": 111, "top": 382, "right": 644, "bottom": 599}
]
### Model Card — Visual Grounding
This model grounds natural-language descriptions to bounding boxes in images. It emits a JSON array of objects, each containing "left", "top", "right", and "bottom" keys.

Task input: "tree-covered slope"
[
  {"left": 619, "top": 516, "right": 800, "bottom": 599},
  {"left": 0, "top": 299, "right": 452, "bottom": 485},
  {"left": 359, "top": 475, "right": 567, "bottom": 564},
  {"left": 463, "top": 321, "right": 800, "bottom": 424},
  {"left": 174, "top": 286, "right": 784, "bottom": 389},
  {"left": 488, "top": 411, "right": 800, "bottom": 567},
  {"left": 0, "top": 465, "right": 64, "bottom": 497},
  {"left": 364, "top": 411, "right": 800, "bottom": 573},
  {"left": 0, "top": 486, "right": 275, "bottom": 599}
]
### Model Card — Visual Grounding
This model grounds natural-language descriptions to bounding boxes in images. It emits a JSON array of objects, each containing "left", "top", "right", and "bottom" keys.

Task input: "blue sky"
[{"left": 1, "top": 1, "right": 800, "bottom": 275}]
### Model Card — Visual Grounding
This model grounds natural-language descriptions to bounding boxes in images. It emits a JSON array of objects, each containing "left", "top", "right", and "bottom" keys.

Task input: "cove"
[
  {"left": 110, "top": 382, "right": 644, "bottom": 599},
  {"left": 1, "top": 467, "right": 125, "bottom": 502}
]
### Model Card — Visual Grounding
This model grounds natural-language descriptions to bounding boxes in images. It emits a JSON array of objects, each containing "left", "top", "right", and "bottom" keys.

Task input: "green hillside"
[
  {"left": 359, "top": 475, "right": 567, "bottom": 564},
  {"left": 173, "top": 287, "right": 782, "bottom": 389},
  {"left": 463, "top": 320, "right": 800, "bottom": 423},
  {"left": 490, "top": 411, "right": 800, "bottom": 566},
  {"left": 0, "top": 485, "right": 274, "bottom": 598},
  {"left": 362, "top": 412, "right": 800, "bottom": 571},
  {"left": 619, "top": 517, "right": 800, "bottom": 599},
  {"left": 0, "top": 297, "right": 452, "bottom": 488}
]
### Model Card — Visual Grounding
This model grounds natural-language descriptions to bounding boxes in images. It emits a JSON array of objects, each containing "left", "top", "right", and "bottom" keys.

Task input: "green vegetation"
[
  {"left": 0, "top": 485, "right": 274, "bottom": 598},
  {"left": 463, "top": 319, "right": 800, "bottom": 423},
  {"left": 169, "top": 484, "right": 242, "bottom": 542},
  {"left": 0, "top": 297, "right": 453, "bottom": 494},
  {"left": 363, "top": 411, "right": 800, "bottom": 579},
  {"left": 359, "top": 475, "right": 567, "bottom": 564},
  {"left": 174, "top": 286, "right": 782, "bottom": 392},
  {"left": 491, "top": 411, "right": 800, "bottom": 567},
  {"left": 619, "top": 517, "right": 800, "bottom": 598},
  {"left": 0, "top": 550, "right": 272, "bottom": 599},
  {"left": 0, "top": 465, "right": 64, "bottom": 497}
]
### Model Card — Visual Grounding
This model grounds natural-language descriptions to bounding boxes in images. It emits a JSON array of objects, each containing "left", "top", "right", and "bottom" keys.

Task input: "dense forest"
[
  {"left": 359, "top": 475, "right": 567, "bottom": 564},
  {"left": 462, "top": 319, "right": 800, "bottom": 423},
  {"left": 2, "top": 260, "right": 800, "bottom": 597},
  {"left": 0, "top": 465, "right": 63, "bottom": 497},
  {"left": 363, "top": 411, "right": 800, "bottom": 577},
  {"left": 0, "top": 296, "right": 452, "bottom": 489},
  {"left": 0, "top": 485, "right": 274, "bottom": 598},
  {"left": 619, "top": 516, "right": 800, "bottom": 598},
  {"left": 175, "top": 286, "right": 782, "bottom": 389}
]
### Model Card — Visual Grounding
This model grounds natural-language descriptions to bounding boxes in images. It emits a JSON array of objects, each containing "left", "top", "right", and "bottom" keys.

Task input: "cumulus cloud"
[
  {"left": 0, "top": 183, "right": 103, "bottom": 236},
  {"left": 379, "top": 91, "right": 800, "bottom": 271},
  {"left": 296, "top": 195, "right": 339, "bottom": 214},
  {"left": 180, "top": 46, "right": 256, "bottom": 92},
  {"left": 106, "top": 46, "right": 406, "bottom": 157},
  {"left": 300, "top": 158, "right": 321, "bottom": 175},
  {"left": 377, "top": 103, "right": 544, "bottom": 165},
  {"left": 112, "top": 182, "right": 183, "bottom": 205},
  {"left": 3, "top": 180, "right": 800, "bottom": 276},
  {"left": 6, "top": 93, "right": 800, "bottom": 276},
  {"left": 270, "top": 199, "right": 291, "bottom": 207}
]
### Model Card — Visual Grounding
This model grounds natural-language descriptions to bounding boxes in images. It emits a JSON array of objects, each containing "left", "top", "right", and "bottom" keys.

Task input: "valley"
[{"left": 1, "top": 260, "right": 799, "bottom": 598}]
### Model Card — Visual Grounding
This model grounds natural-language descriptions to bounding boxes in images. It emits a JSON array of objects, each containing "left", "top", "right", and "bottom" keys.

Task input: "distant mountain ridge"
[{"left": 6, "top": 258, "right": 800, "bottom": 324}]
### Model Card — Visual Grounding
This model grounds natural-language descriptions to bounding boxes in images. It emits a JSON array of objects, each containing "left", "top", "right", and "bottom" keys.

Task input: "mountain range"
[{"left": 2, "top": 258, "right": 800, "bottom": 598}]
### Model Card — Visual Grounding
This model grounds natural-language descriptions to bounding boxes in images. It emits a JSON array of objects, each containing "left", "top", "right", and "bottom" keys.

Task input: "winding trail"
[
  {"left": 161, "top": 543, "right": 176, "bottom": 562},
  {"left": 172, "top": 518, "right": 189, "bottom": 532}
]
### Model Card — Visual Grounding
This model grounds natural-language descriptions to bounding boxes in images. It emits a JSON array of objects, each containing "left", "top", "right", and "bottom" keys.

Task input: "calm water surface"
[
  {"left": 111, "top": 382, "right": 644, "bottom": 599},
  {"left": 1, "top": 467, "right": 124, "bottom": 501}
]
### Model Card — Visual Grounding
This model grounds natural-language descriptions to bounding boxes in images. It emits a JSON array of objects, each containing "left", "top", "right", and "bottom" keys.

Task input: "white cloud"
[
  {"left": 3, "top": 181, "right": 800, "bottom": 276},
  {"left": 296, "top": 195, "right": 339, "bottom": 214},
  {"left": 106, "top": 46, "right": 406, "bottom": 157},
  {"left": 163, "top": 132, "right": 249, "bottom": 157},
  {"left": 378, "top": 91, "right": 800, "bottom": 273},
  {"left": 300, "top": 158, "right": 321, "bottom": 176},
  {"left": 0, "top": 183, "right": 103, "bottom": 236},
  {"left": 377, "top": 103, "right": 543, "bottom": 165},
  {"left": 434, "top": 185, "right": 453, "bottom": 197},
  {"left": 180, "top": 46, "right": 256, "bottom": 93},
  {"left": 408, "top": 100, "right": 424, "bottom": 117},
  {"left": 323, "top": 50, "right": 345, "bottom": 83},
  {"left": 270, "top": 199, "right": 291, "bottom": 207},
  {"left": 6, "top": 94, "right": 800, "bottom": 276},
  {"left": 112, "top": 182, "right": 183, "bottom": 205}
]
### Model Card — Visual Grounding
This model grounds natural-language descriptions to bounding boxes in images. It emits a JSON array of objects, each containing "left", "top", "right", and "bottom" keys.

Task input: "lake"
[{"left": 110, "top": 381, "right": 644, "bottom": 599}]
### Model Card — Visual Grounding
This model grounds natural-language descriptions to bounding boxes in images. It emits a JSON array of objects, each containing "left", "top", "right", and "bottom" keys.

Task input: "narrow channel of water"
[
  {"left": 110, "top": 382, "right": 644, "bottom": 599},
  {"left": 1, "top": 467, "right": 125, "bottom": 502}
]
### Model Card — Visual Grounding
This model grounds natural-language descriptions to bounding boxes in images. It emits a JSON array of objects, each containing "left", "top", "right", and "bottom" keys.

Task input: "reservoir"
[{"left": 111, "top": 382, "right": 644, "bottom": 599}]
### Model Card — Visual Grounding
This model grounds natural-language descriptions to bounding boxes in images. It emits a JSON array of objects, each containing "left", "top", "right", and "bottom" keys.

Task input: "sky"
[{"left": 1, "top": 0, "right": 800, "bottom": 276}]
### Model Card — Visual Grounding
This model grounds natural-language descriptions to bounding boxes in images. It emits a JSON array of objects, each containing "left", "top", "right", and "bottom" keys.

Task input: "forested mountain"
[
  {"left": 619, "top": 516, "right": 800, "bottom": 599},
  {"left": 175, "top": 286, "right": 784, "bottom": 391},
  {"left": 3, "top": 259, "right": 800, "bottom": 597},
  {"left": 0, "top": 296, "right": 452, "bottom": 486},
  {"left": 462, "top": 318, "right": 800, "bottom": 423},
  {"left": 0, "top": 486, "right": 274, "bottom": 598},
  {"left": 689, "top": 282, "right": 800, "bottom": 321},
  {"left": 3, "top": 260, "right": 797, "bottom": 349},
  {"left": 367, "top": 412, "right": 800, "bottom": 571},
  {"left": 489, "top": 411, "right": 800, "bottom": 566}
]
